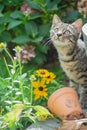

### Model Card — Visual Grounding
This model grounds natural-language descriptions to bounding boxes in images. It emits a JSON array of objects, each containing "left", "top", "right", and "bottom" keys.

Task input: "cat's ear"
[
  {"left": 52, "top": 14, "right": 62, "bottom": 26},
  {"left": 72, "top": 19, "right": 83, "bottom": 32}
]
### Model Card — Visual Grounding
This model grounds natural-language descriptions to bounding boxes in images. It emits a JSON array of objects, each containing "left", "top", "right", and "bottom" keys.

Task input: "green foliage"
[
  {"left": 0, "top": 46, "right": 64, "bottom": 129},
  {"left": 0, "top": 57, "right": 8, "bottom": 78},
  {"left": 33, "top": 44, "right": 49, "bottom": 64},
  {"left": 0, "top": 0, "right": 68, "bottom": 65},
  {"left": 64, "top": 10, "right": 83, "bottom": 22}
]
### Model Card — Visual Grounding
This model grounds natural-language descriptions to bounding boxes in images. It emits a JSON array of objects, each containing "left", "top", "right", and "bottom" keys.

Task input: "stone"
[{"left": 26, "top": 118, "right": 60, "bottom": 130}]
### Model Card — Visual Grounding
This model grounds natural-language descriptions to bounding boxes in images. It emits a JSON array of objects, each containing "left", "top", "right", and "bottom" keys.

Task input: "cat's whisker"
[
  {"left": 44, "top": 38, "right": 52, "bottom": 46},
  {"left": 46, "top": 37, "right": 51, "bottom": 41},
  {"left": 45, "top": 40, "right": 51, "bottom": 45},
  {"left": 42, "top": 38, "right": 51, "bottom": 44}
]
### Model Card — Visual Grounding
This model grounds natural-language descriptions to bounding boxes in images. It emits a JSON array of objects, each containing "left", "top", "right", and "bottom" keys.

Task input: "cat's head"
[{"left": 50, "top": 14, "right": 83, "bottom": 47}]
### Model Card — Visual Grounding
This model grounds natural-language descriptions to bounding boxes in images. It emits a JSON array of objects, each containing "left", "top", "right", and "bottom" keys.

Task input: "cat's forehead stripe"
[{"left": 53, "top": 23, "right": 76, "bottom": 35}]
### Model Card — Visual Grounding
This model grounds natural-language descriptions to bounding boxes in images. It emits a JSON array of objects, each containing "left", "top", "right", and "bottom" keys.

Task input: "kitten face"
[{"left": 50, "top": 14, "right": 83, "bottom": 47}]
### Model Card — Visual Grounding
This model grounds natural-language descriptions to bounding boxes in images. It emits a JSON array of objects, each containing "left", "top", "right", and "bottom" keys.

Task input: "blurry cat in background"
[{"left": 50, "top": 14, "right": 87, "bottom": 109}]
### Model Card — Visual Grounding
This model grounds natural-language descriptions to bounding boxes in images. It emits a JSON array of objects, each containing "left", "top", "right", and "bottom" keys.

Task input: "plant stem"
[
  {"left": 18, "top": 53, "right": 25, "bottom": 102},
  {"left": 4, "top": 48, "right": 14, "bottom": 65},
  {"left": 4, "top": 57, "right": 12, "bottom": 77},
  {"left": 30, "top": 83, "right": 33, "bottom": 106},
  {"left": 4, "top": 56, "right": 14, "bottom": 101}
]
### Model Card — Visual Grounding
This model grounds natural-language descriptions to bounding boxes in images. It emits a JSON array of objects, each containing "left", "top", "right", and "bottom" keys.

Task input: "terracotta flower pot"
[{"left": 48, "top": 87, "right": 82, "bottom": 120}]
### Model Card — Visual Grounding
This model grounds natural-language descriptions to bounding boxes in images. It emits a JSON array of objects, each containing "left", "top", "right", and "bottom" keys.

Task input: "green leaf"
[
  {"left": 39, "top": 23, "right": 51, "bottom": 37},
  {"left": 4, "top": 104, "right": 24, "bottom": 129},
  {"left": 33, "top": 51, "right": 47, "bottom": 64},
  {"left": 7, "top": 20, "right": 22, "bottom": 30},
  {"left": 33, "top": 43, "right": 49, "bottom": 64},
  {"left": 27, "top": 0, "right": 45, "bottom": 11},
  {"left": 0, "top": 12, "right": 3, "bottom": 17},
  {"left": 0, "top": 57, "right": 8, "bottom": 78},
  {"left": 0, "top": 4, "right": 4, "bottom": 12},
  {"left": 28, "top": 13, "right": 42, "bottom": 20},
  {"left": 0, "top": 77, "right": 9, "bottom": 89},
  {"left": 46, "top": 0, "right": 61, "bottom": 10},
  {"left": 0, "top": 24, "right": 5, "bottom": 33},
  {"left": 10, "top": 11, "right": 24, "bottom": 19},
  {"left": 0, "top": 15, "right": 12, "bottom": 24},
  {"left": 82, "top": 18, "right": 87, "bottom": 24},
  {"left": 29, "top": 36, "right": 43, "bottom": 42},
  {"left": 12, "top": 35, "right": 30, "bottom": 44},
  {"left": 35, "top": 43, "right": 49, "bottom": 54},
  {"left": 25, "top": 21, "right": 39, "bottom": 37},
  {"left": 0, "top": 31, "right": 12, "bottom": 42},
  {"left": 64, "top": 10, "right": 82, "bottom": 22},
  {"left": 33, "top": 0, "right": 46, "bottom": 7}
]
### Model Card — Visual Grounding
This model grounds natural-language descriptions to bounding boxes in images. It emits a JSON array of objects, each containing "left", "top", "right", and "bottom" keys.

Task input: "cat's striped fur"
[{"left": 50, "top": 14, "right": 87, "bottom": 108}]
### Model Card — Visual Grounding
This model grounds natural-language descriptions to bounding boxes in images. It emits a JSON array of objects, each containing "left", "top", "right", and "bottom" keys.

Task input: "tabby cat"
[{"left": 50, "top": 14, "right": 87, "bottom": 109}]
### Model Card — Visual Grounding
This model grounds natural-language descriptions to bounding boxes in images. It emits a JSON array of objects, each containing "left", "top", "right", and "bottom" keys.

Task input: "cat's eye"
[{"left": 65, "top": 30, "right": 70, "bottom": 34}]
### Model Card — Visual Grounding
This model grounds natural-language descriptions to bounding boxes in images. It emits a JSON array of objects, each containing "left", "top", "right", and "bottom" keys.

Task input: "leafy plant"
[
  {"left": 0, "top": 0, "right": 62, "bottom": 65},
  {"left": 0, "top": 43, "right": 64, "bottom": 130}
]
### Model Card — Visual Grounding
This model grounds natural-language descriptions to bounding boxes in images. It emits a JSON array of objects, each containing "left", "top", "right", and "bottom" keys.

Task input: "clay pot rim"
[{"left": 48, "top": 87, "right": 78, "bottom": 102}]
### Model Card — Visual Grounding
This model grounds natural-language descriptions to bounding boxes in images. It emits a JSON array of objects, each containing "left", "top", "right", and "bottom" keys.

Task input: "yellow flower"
[
  {"left": 29, "top": 75, "right": 36, "bottom": 81},
  {"left": 44, "top": 72, "right": 56, "bottom": 84},
  {"left": 0, "top": 42, "right": 6, "bottom": 51},
  {"left": 36, "top": 69, "right": 49, "bottom": 78},
  {"left": 34, "top": 105, "right": 53, "bottom": 121},
  {"left": 0, "top": 42, "right": 4, "bottom": 48},
  {"left": 32, "top": 80, "right": 48, "bottom": 100},
  {"left": 15, "top": 46, "right": 21, "bottom": 51},
  {"left": 14, "top": 46, "right": 22, "bottom": 52}
]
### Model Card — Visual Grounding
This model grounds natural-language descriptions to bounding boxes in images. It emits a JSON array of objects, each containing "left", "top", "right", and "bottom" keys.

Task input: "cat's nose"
[{"left": 57, "top": 33, "right": 62, "bottom": 37}]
